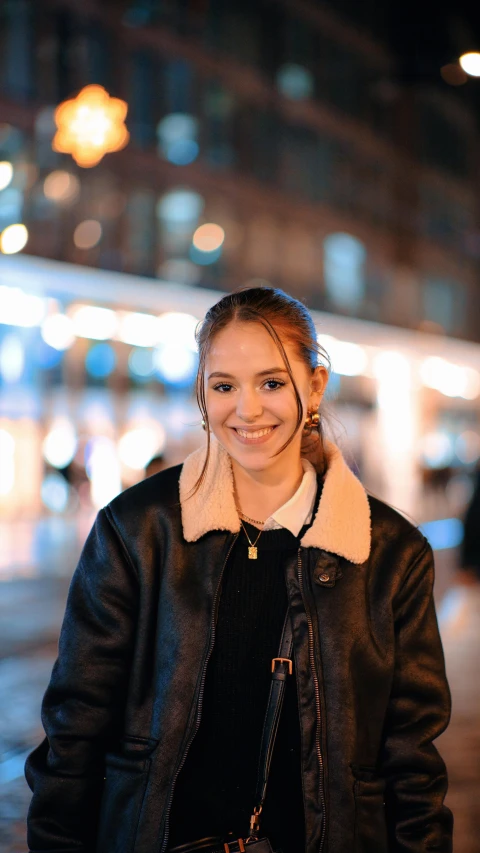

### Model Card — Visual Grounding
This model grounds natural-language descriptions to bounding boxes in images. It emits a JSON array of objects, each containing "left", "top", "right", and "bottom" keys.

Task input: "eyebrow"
[{"left": 207, "top": 368, "right": 289, "bottom": 380}]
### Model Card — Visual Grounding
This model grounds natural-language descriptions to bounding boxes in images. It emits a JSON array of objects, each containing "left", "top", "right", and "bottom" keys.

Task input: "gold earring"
[
  {"left": 201, "top": 418, "right": 206, "bottom": 431},
  {"left": 303, "top": 410, "right": 320, "bottom": 433}
]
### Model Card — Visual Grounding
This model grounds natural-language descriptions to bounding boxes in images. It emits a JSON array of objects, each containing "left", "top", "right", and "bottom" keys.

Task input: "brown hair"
[{"left": 190, "top": 286, "right": 331, "bottom": 497}]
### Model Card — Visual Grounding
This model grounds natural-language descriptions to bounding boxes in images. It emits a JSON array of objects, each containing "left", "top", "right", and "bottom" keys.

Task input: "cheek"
[{"left": 205, "top": 391, "right": 229, "bottom": 422}]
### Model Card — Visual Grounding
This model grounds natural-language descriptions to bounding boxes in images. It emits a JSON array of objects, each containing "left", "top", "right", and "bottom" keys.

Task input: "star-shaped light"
[{"left": 52, "top": 85, "right": 130, "bottom": 168}]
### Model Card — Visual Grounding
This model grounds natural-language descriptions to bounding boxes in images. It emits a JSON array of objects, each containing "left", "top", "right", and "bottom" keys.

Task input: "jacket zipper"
[
  {"left": 160, "top": 532, "right": 240, "bottom": 853},
  {"left": 297, "top": 548, "right": 327, "bottom": 853}
]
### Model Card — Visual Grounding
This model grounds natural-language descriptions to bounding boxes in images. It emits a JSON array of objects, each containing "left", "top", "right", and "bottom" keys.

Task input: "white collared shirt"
[{"left": 259, "top": 457, "right": 318, "bottom": 536}]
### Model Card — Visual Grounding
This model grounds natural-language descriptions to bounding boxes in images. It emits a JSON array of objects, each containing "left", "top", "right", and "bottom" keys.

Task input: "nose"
[{"left": 236, "top": 386, "right": 263, "bottom": 422}]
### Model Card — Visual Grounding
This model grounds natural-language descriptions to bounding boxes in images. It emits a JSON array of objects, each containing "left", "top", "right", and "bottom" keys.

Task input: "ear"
[{"left": 309, "top": 365, "right": 328, "bottom": 407}]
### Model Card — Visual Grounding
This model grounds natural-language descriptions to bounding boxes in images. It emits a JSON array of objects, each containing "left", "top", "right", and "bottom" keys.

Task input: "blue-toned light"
[
  {"left": 128, "top": 348, "right": 155, "bottom": 380},
  {"left": 157, "top": 113, "right": 199, "bottom": 166},
  {"left": 165, "top": 139, "right": 199, "bottom": 166},
  {"left": 154, "top": 343, "right": 197, "bottom": 387},
  {"left": 36, "top": 339, "right": 63, "bottom": 370},
  {"left": 85, "top": 343, "right": 117, "bottom": 379},
  {"left": 419, "top": 517, "right": 464, "bottom": 551},
  {"left": 189, "top": 243, "right": 222, "bottom": 266},
  {"left": 41, "top": 472, "right": 70, "bottom": 513},
  {"left": 325, "top": 372, "right": 341, "bottom": 400}
]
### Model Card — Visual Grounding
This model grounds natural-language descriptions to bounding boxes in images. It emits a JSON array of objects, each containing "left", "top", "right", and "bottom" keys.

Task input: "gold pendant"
[{"left": 248, "top": 545, "right": 258, "bottom": 559}]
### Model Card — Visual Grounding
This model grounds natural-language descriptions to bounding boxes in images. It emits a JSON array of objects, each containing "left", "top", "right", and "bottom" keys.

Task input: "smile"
[{"left": 232, "top": 426, "right": 278, "bottom": 444}]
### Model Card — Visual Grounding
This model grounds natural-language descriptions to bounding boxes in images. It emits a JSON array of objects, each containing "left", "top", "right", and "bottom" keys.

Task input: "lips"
[{"left": 230, "top": 425, "right": 278, "bottom": 444}]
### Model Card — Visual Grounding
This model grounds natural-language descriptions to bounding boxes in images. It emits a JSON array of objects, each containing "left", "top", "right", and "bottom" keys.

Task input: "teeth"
[{"left": 236, "top": 427, "right": 274, "bottom": 439}]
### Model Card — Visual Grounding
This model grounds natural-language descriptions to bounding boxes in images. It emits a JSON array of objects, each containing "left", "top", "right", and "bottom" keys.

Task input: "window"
[{"left": 323, "top": 233, "right": 366, "bottom": 312}]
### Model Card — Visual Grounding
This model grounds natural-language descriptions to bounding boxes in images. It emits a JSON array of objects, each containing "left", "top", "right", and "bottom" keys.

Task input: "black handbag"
[{"left": 168, "top": 611, "right": 294, "bottom": 853}]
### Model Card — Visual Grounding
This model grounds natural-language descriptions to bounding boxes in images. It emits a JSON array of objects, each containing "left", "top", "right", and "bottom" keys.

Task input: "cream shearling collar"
[{"left": 179, "top": 436, "right": 371, "bottom": 564}]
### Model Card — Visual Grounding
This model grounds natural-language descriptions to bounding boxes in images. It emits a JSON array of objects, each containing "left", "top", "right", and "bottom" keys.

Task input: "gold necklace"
[
  {"left": 239, "top": 518, "right": 264, "bottom": 559},
  {"left": 238, "top": 508, "right": 265, "bottom": 526}
]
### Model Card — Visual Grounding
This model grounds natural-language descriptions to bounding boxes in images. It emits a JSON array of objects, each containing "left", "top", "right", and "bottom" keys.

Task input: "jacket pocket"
[
  {"left": 353, "top": 776, "right": 388, "bottom": 853},
  {"left": 97, "top": 737, "right": 157, "bottom": 853}
]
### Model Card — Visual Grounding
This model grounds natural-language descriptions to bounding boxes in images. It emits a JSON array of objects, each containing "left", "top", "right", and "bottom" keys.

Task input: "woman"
[{"left": 26, "top": 287, "right": 453, "bottom": 853}]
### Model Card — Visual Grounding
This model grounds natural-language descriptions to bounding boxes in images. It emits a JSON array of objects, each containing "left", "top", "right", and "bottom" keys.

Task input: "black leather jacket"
[{"left": 25, "top": 453, "right": 453, "bottom": 853}]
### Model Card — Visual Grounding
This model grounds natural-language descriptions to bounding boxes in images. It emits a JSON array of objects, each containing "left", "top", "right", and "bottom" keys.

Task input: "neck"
[{"left": 231, "top": 451, "right": 304, "bottom": 523}]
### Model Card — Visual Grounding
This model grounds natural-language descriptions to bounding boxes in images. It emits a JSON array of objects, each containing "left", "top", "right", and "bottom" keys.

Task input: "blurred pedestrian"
[{"left": 25, "top": 287, "right": 453, "bottom": 853}]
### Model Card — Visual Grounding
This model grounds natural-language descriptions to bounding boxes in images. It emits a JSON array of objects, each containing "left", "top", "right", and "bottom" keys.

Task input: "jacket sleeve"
[
  {"left": 25, "top": 506, "right": 138, "bottom": 853},
  {"left": 380, "top": 536, "right": 454, "bottom": 852}
]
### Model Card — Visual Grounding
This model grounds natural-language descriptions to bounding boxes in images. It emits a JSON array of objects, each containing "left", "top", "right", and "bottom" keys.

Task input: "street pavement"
[{"left": 0, "top": 518, "right": 479, "bottom": 852}]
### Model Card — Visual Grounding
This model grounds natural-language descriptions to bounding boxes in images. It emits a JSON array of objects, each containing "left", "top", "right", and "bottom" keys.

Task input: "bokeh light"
[
  {"left": 41, "top": 473, "right": 70, "bottom": 513},
  {"left": 276, "top": 64, "right": 314, "bottom": 100},
  {"left": 73, "top": 219, "right": 102, "bottom": 249},
  {"left": 0, "top": 333, "right": 24, "bottom": 383},
  {"left": 420, "top": 431, "right": 454, "bottom": 468},
  {"left": 85, "top": 342, "right": 117, "bottom": 379},
  {"left": 128, "top": 348, "right": 155, "bottom": 380},
  {"left": 0, "top": 161, "right": 13, "bottom": 191},
  {"left": 53, "top": 84, "right": 130, "bottom": 168},
  {"left": 41, "top": 313, "right": 76, "bottom": 350},
  {"left": 154, "top": 343, "right": 197, "bottom": 385},
  {"left": 0, "top": 223, "right": 28, "bottom": 254},
  {"left": 319, "top": 336, "right": 368, "bottom": 377},
  {"left": 0, "top": 286, "right": 47, "bottom": 327},
  {"left": 157, "top": 188, "right": 204, "bottom": 227},
  {"left": 459, "top": 52, "right": 480, "bottom": 77},
  {"left": 420, "top": 357, "right": 480, "bottom": 399},
  {"left": 84, "top": 436, "right": 122, "bottom": 508},
  {"left": 42, "top": 419, "right": 78, "bottom": 468},
  {"left": 118, "top": 312, "right": 159, "bottom": 347},
  {"left": 156, "top": 312, "right": 199, "bottom": 351},
  {"left": 157, "top": 113, "right": 199, "bottom": 165},
  {"left": 440, "top": 64, "right": 468, "bottom": 86},
  {"left": 118, "top": 426, "right": 165, "bottom": 470},
  {"left": 192, "top": 223, "right": 225, "bottom": 252},
  {"left": 0, "top": 429, "right": 15, "bottom": 496},
  {"left": 455, "top": 431, "right": 480, "bottom": 465},
  {"left": 69, "top": 304, "right": 117, "bottom": 340},
  {"left": 35, "top": 339, "right": 64, "bottom": 370},
  {"left": 43, "top": 170, "right": 81, "bottom": 203}
]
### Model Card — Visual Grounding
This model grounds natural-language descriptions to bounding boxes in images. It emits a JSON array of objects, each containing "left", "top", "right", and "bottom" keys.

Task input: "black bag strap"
[{"left": 248, "top": 609, "right": 294, "bottom": 839}]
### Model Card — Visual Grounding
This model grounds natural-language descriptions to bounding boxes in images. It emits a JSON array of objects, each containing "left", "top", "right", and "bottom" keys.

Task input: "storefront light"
[
  {"left": 420, "top": 356, "right": 480, "bottom": 399},
  {"left": 118, "top": 311, "right": 159, "bottom": 347},
  {"left": 69, "top": 304, "right": 118, "bottom": 340},
  {"left": 326, "top": 339, "right": 368, "bottom": 377},
  {"left": 0, "top": 286, "right": 47, "bottom": 327}
]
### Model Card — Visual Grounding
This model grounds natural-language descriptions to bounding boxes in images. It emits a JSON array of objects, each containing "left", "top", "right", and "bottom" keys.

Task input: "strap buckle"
[{"left": 271, "top": 657, "right": 292, "bottom": 675}]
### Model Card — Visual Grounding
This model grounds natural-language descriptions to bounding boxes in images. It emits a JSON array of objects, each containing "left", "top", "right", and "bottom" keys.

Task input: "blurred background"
[{"left": 0, "top": 0, "right": 480, "bottom": 850}]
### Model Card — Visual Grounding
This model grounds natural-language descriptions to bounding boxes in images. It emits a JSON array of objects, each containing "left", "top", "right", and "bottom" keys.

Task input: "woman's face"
[{"left": 204, "top": 321, "right": 327, "bottom": 475}]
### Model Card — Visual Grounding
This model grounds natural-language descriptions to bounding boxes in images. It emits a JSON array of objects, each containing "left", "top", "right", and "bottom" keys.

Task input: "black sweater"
[{"left": 168, "top": 485, "right": 321, "bottom": 851}]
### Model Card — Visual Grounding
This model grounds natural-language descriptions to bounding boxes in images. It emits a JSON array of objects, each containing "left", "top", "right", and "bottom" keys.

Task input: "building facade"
[{"left": 0, "top": 0, "right": 479, "bottom": 342}]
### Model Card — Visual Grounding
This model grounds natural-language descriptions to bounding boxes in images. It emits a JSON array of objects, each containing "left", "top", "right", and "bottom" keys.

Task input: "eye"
[
  {"left": 212, "top": 382, "right": 234, "bottom": 393},
  {"left": 263, "top": 379, "right": 286, "bottom": 390}
]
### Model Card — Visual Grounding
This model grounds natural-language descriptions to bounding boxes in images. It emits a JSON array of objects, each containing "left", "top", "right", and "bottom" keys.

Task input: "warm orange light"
[
  {"left": 52, "top": 85, "right": 129, "bottom": 168},
  {"left": 192, "top": 223, "right": 225, "bottom": 252}
]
